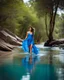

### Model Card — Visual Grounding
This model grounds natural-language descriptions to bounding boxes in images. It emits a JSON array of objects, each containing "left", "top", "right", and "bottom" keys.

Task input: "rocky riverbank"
[
  {"left": 0, "top": 28, "right": 23, "bottom": 51},
  {"left": 44, "top": 39, "right": 64, "bottom": 47}
]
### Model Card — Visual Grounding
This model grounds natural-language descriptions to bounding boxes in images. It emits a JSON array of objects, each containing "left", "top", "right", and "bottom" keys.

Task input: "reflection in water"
[
  {"left": 22, "top": 55, "right": 38, "bottom": 74},
  {"left": 20, "top": 55, "right": 39, "bottom": 80},
  {"left": 21, "top": 73, "right": 30, "bottom": 80},
  {"left": 21, "top": 53, "right": 57, "bottom": 80},
  {"left": 0, "top": 47, "right": 64, "bottom": 80}
]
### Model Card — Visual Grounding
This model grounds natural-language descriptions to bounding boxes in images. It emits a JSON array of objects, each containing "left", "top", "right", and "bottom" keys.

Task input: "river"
[{"left": 0, "top": 44, "right": 64, "bottom": 80}]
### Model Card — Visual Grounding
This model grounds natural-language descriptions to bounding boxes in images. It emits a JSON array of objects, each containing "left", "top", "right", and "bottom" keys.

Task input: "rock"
[
  {"left": 0, "top": 39, "right": 14, "bottom": 51},
  {"left": 0, "top": 42, "right": 12, "bottom": 51},
  {"left": 0, "top": 28, "right": 23, "bottom": 51},
  {"left": 4, "top": 28, "right": 23, "bottom": 42},
  {"left": 0, "top": 29, "right": 22, "bottom": 45},
  {"left": 44, "top": 39, "right": 64, "bottom": 47}
]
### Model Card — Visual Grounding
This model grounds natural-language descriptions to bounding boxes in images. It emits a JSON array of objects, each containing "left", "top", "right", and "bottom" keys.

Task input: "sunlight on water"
[{"left": 21, "top": 73, "right": 30, "bottom": 80}]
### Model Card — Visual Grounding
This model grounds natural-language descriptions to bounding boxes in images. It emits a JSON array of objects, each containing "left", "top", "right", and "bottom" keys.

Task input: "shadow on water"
[{"left": 0, "top": 46, "right": 64, "bottom": 80}]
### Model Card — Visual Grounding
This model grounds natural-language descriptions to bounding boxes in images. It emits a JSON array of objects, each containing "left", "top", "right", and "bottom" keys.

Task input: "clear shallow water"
[{"left": 0, "top": 45, "right": 64, "bottom": 80}]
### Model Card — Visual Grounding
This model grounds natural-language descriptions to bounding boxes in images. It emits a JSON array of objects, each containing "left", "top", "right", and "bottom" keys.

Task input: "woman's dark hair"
[
  {"left": 29, "top": 26, "right": 35, "bottom": 34},
  {"left": 31, "top": 27, "right": 34, "bottom": 32}
]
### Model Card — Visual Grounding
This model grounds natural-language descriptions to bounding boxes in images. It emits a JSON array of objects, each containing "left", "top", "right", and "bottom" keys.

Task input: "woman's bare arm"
[{"left": 25, "top": 31, "right": 28, "bottom": 39}]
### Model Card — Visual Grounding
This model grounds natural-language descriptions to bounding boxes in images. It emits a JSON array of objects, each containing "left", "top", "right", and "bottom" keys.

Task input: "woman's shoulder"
[
  {"left": 27, "top": 31, "right": 30, "bottom": 34},
  {"left": 27, "top": 31, "right": 32, "bottom": 35}
]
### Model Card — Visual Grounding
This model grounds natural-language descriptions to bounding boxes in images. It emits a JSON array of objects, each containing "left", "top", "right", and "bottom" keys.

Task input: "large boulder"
[
  {"left": 0, "top": 30, "right": 22, "bottom": 45},
  {"left": 0, "top": 39, "right": 13, "bottom": 51},
  {"left": 0, "top": 28, "right": 23, "bottom": 51},
  {"left": 44, "top": 39, "right": 64, "bottom": 47}
]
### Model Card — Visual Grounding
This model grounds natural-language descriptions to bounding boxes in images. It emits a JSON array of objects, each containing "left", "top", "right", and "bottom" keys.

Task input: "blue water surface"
[{"left": 0, "top": 45, "right": 64, "bottom": 80}]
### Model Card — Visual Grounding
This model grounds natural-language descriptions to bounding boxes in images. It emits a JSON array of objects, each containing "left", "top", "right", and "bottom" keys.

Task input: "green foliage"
[
  {"left": 53, "top": 14, "right": 64, "bottom": 39},
  {"left": 29, "top": 0, "right": 64, "bottom": 41},
  {"left": 59, "top": 14, "right": 64, "bottom": 38},
  {"left": 0, "top": 0, "right": 23, "bottom": 32},
  {"left": 29, "top": 0, "right": 64, "bottom": 15},
  {"left": 0, "top": 0, "right": 47, "bottom": 42},
  {"left": 0, "top": 0, "right": 64, "bottom": 43}
]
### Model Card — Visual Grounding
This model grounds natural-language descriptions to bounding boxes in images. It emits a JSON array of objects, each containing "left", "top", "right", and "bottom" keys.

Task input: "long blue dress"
[{"left": 22, "top": 33, "right": 39, "bottom": 54}]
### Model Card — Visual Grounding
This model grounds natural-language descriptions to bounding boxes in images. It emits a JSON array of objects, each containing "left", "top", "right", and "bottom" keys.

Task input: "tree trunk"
[
  {"left": 45, "top": 13, "right": 49, "bottom": 38},
  {"left": 48, "top": 0, "right": 60, "bottom": 41},
  {"left": 44, "top": 0, "right": 60, "bottom": 46},
  {"left": 48, "top": 6, "right": 54, "bottom": 41}
]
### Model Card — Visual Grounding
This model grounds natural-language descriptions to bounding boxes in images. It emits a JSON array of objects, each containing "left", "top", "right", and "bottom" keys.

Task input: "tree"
[
  {"left": 0, "top": 0, "right": 47, "bottom": 42},
  {"left": 59, "top": 14, "right": 64, "bottom": 38},
  {"left": 29, "top": 0, "right": 64, "bottom": 43},
  {"left": 0, "top": 0, "right": 23, "bottom": 33}
]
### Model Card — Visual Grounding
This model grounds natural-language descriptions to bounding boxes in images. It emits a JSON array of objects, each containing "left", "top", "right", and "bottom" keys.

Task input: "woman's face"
[{"left": 29, "top": 27, "right": 31, "bottom": 31}]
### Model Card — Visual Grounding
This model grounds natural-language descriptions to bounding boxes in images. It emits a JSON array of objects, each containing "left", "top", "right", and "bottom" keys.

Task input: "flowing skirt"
[{"left": 22, "top": 39, "right": 39, "bottom": 54}]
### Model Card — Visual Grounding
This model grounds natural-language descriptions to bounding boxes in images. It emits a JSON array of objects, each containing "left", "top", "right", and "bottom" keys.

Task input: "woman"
[{"left": 22, "top": 26, "right": 39, "bottom": 54}]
